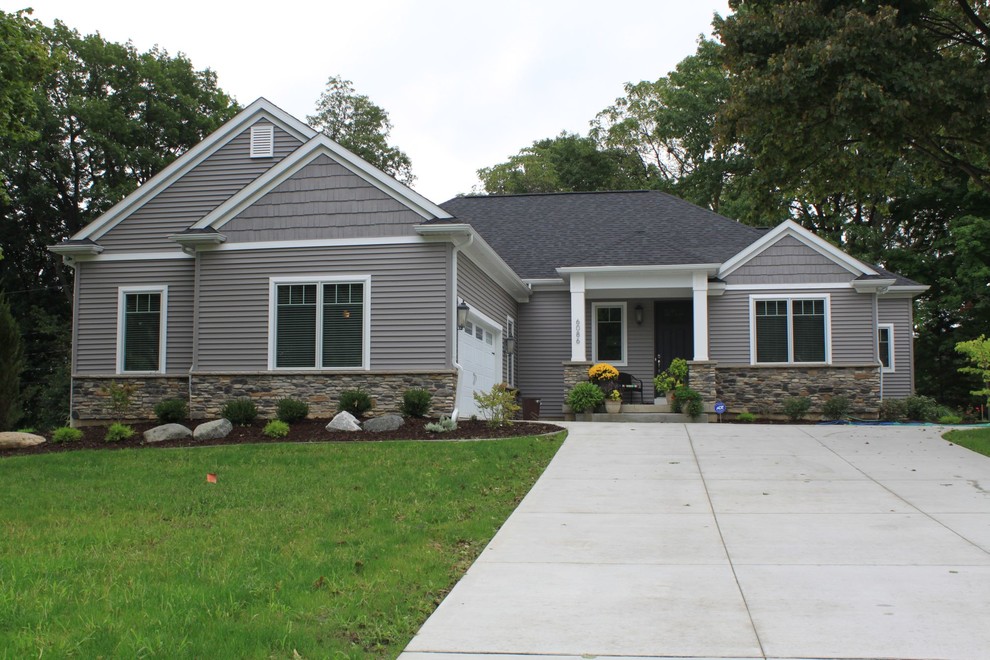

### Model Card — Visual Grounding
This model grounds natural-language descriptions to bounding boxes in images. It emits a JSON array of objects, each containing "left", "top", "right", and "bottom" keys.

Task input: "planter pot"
[
  {"left": 605, "top": 400, "right": 622, "bottom": 414},
  {"left": 665, "top": 391, "right": 676, "bottom": 405}
]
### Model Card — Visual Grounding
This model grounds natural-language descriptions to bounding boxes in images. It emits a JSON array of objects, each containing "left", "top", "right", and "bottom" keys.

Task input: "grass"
[
  {"left": 945, "top": 427, "right": 990, "bottom": 458},
  {"left": 0, "top": 432, "right": 564, "bottom": 658}
]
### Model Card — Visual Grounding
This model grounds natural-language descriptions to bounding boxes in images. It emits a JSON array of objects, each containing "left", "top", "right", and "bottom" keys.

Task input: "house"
[{"left": 49, "top": 99, "right": 927, "bottom": 422}]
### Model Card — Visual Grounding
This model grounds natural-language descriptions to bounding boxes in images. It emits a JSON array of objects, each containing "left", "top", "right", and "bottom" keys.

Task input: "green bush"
[
  {"left": 263, "top": 420, "right": 290, "bottom": 438},
  {"left": 276, "top": 398, "right": 309, "bottom": 423},
  {"left": 104, "top": 422, "right": 135, "bottom": 443},
  {"left": 822, "top": 395, "right": 851, "bottom": 421},
  {"left": 565, "top": 382, "right": 604, "bottom": 413},
  {"left": 154, "top": 398, "right": 188, "bottom": 424},
  {"left": 939, "top": 413, "right": 963, "bottom": 425},
  {"left": 339, "top": 389, "right": 372, "bottom": 417},
  {"left": 221, "top": 398, "right": 258, "bottom": 425},
  {"left": 782, "top": 396, "right": 811, "bottom": 422},
  {"left": 473, "top": 383, "right": 520, "bottom": 428},
  {"left": 425, "top": 416, "right": 457, "bottom": 433},
  {"left": 671, "top": 386, "right": 703, "bottom": 418},
  {"left": 904, "top": 395, "right": 939, "bottom": 422},
  {"left": 52, "top": 426, "right": 83, "bottom": 443},
  {"left": 400, "top": 388, "right": 433, "bottom": 418},
  {"left": 737, "top": 412, "right": 756, "bottom": 423},
  {"left": 879, "top": 398, "right": 906, "bottom": 422}
]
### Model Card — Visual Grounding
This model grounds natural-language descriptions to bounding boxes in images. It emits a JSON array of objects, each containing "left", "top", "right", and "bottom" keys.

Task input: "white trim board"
[
  {"left": 591, "top": 301, "right": 628, "bottom": 367},
  {"left": 878, "top": 323, "right": 895, "bottom": 373},
  {"left": 116, "top": 285, "right": 168, "bottom": 375},
  {"left": 748, "top": 293, "right": 833, "bottom": 366}
]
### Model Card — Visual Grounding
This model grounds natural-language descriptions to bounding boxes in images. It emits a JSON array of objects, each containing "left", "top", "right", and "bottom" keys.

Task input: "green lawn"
[
  {"left": 0, "top": 433, "right": 564, "bottom": 658},
  {"left": 945, "top": 427, "right": 990, "bottom": 458}
]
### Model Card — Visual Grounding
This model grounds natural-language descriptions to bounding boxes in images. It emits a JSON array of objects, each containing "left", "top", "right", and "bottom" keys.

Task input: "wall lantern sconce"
[
  {"left": 634, "top": 304, "right": 644, "bottom": 325},
  {"left": 456, "top": 301, "right": 470, "bottom": 329},
  {"left": 505, "top": 333, "right": 516, "bottom": 355}
]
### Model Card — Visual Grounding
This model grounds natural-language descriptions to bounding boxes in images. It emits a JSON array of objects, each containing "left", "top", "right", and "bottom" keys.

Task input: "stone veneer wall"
[
  {"left": 72, "top": 376, "right": 189, "bottom": 422},
  {"left": 716, "top": 364, "right": 881, "bottom": 417},
  {"left": 71, "top": 371, "right": 457, "bottom": 421},
  {"left": 562, "top": 361, "right": 594, "bottom": 401}
]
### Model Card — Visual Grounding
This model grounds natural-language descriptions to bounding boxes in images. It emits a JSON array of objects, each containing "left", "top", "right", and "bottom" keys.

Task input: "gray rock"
[
  {"left": 193, "top": 418, "right": 233, "bottom": 441},
  {"left": 143, "top": 423, "right": 192, "bottom": 443},
  {"left": 363, "top": 414, "right": 404, "bottom": 433},
  {"left": 0, "top": 432, "right": 46, "bottom": 449},
  {"left": 326, "top": 411, "right": 361, "bottom": 432}
]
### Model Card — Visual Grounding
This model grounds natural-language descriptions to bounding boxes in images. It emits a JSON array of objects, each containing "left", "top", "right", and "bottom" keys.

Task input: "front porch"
[{"left": 566, "top": 401, "right": 707, "bottom": 424}]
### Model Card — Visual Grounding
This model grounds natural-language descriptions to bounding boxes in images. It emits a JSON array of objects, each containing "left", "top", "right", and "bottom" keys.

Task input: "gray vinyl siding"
[
  {"left": 586, "top": 298, "right": 657, "bottom": 393},
  {"left": 221, "top": 155, "right": 424, "bottom": 242},
  {"left": 517, "top": 290, "right": 570, "bottom": 416},
  {"left": 196, "top": 243, "right": 449, "bottom": 371},
  {"left": 74, "top": 259, "right": 195, "bottom": 374},
  {"left": 878, "top": 298, "right": 915, "bottom": 398},
  {"left": 727, "top": 235, "right": 854, "bottom": 284},
  {"left": 457, "top": 255, "right": 518, "bottom": 381},
  {"left": 97, "top": 122, "right": 301, "bottom": 251},
  {"left": 710, "top": 288, "right": 876, "bottom": 365}
]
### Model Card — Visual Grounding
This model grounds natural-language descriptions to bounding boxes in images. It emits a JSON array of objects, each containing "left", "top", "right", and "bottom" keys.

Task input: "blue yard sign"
[{"left": 714, "top": 401, "right": 727, "bottom": 415}]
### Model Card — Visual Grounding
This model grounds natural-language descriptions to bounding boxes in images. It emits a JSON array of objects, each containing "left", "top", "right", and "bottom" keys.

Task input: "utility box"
[{"left": 521, "top": 398, "right": 541, "bottom": 420}]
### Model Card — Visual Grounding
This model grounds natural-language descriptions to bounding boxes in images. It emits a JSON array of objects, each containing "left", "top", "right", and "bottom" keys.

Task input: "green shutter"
[
  {"left": 792, "top": 299, "right": 825, "bottom": 362},
  {"left": 322, "top": 283, "right": 363, "bottom": 368},
  {"left": 276, "top": 284, "right": 317, "bottom": 367},
  {"left": 755, "top": 300, "right": 788, "bottom": 362},
  {"left": 123, "top": 292, "right": 161, "bottom": 371}
]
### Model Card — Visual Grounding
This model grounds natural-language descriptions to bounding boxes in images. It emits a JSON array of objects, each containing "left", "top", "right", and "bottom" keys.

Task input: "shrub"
[
  {"left": 473, "top": 383, "right": 520, "bottom": 428},
  {"left": 939, "top": 413, "right": 963, "bottom": 425},
  {"left": 0, "top": 293, "right": 25, "bottom": 431},
  {"left": 263, "top": 420, "right": 290, "bottom": 438},
  {"left": 566, "top": 381, "right": 605, "bottom": 413},
  {"left": 339, "top": 389, "right": 372, "bottom": 417},
  {"left": 400, "top": 388, "right": 432, "bottom": 418},
  {"left": 276, "top": 398, "right": 309, "bottom": 423},
  {"left": 782, "top": 396, "right": 812, "bottom": 422},
  {"left": 822, "top": 395, "right": 851, "bottom": 421},
  {"left": 668, "top": 358, "right": 689, "bottom": 387},
  {"left": 101, "top": 380, "right": 137, "bottom": 421},
  {"left": 904, "top": 395, "right": 939, "bottom": 422},
  {"left": 104, "top": 422, "right": 135, "bottom": 443},
  {"left": 425, "top": 416, "right": 457, "bottom": 433},
  {"left": 879, "top": 398, "right": 906, "bottom": 422},
  {"left": 737, "top": 412, "right": 756, "bottom": 423},
  {"left": 588, "top": 362, "right": 619, "bottom": 383},
  {"left": 671, "top": 386, "right": 702, "bottom": 418},
  {"left": 52, "top": 426, "right": 83, "bottom": 443},
  {"left": 154, "top": 398, "right": 188, "bottom": 424},
  {"left": 653, "top": 373, "right": 675, "bottom": 394},
  {"left": 221, "top": 398, "right": 258, "bottom": 425}
]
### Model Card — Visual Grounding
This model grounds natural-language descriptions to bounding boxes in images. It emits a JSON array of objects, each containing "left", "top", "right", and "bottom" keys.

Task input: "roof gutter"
[{"left": 416, "top": 224, "right": 531, "bottom": 302}]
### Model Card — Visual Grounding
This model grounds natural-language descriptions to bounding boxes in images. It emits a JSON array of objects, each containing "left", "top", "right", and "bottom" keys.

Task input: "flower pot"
[
  {"left": 605, "top": 400, "right": 622, "bottom": 414},
  {"left": 665, "top": 391, "right": 676, "bottom": 405}
]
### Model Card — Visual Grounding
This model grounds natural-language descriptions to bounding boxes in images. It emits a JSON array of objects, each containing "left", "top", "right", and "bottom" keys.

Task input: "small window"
[
  {"left": 475, "top": 325, "right": 484, "bottom": 340},
  {"left": 593, "top": 303, "right": 626, "bottom": 364},
  {"left": 485, "top": 331, "right": 493, "bottom": 345},
  {"left": 118, "top": 287, "right": 166, "bottom": 373},
  {"left": 250, "top": 124, "right": 274, "bottom": 158},
  {"left": 878, "top": 324, "right": 894, "bottom": 373},
  {"left": 464, "top": 321, "right": 473, "bottom": 334},
  {"left": 752, "top": 296, "right": 829, "bottom": 364}
]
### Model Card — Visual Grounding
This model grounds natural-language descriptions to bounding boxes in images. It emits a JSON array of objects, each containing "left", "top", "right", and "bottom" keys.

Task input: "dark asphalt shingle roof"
[{"left": 438, "top": 191, "right": 766, "bottom": 280}]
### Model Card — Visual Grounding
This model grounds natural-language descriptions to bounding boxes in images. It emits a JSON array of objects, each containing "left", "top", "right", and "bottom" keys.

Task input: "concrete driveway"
[{"left": 401, "top": 422, "right": 990, "bottom": 660}]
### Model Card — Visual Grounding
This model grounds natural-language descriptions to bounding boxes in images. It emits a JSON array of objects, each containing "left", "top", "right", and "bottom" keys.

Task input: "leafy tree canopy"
[{"left": 308, "top": 75, "right": 414, "bottom": 185}]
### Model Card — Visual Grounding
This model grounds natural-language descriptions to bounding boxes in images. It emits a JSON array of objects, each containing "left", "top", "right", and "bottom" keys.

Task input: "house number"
[{"left": 574, "top": 319, "right": 581, "bottom": 344}]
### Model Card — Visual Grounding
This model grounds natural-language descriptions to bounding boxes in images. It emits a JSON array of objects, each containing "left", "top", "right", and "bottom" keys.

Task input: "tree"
[
  {"left": 0, "top": 11, "right": 47, "bottom": 153},
  {"left": 477, "top": 133, "right": 648, "bottom": 194},
  {"left": 308, "top": 76, "right": 414, "bottom": 185},
  {"left": 0, "top": 293, "right": 25, "bottom": 430},
  {"left": 956, "top": 335, "right": 990, "bottom": 420}
]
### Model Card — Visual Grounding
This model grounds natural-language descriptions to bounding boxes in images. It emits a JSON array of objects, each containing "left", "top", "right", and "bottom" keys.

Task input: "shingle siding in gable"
[
  {"left": 516, "top": 290, "right": 570, "bottom": 417},
  {"left": 220, "top": 155, "right": 424, "bottom": 242},
  {"left": 74, "top": 259, "right": 194, "bottom": 374},
  {"left": 457, "top": 255, "right": 518, "bottom": 382},
  {"left": 195, "top": 243, "right": 449, "bottom": 372},
  {"left": 726, "top": 235, "right": 854, "bottom": 284},
  {"left": 97, "top": 122, "right": 302, "bottom": 251},
  {"left": 878, "top": 298, "right": 915, "bottom": 398}
]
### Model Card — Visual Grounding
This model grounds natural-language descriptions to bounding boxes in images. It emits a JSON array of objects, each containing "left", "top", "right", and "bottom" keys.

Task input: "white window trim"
[
  {"left": 506, "top": 314, "right": 516, "bottom": 387},
  {"left": 591, "top": 301, "right": 628, "bottom": 367},
  {"left": 749, "top": 294, "right": 832, "bottom": 366},
  {"left": 267, "top": 275, "right": 371, "bottom": 371},
  {"left": 878, "top": 323, "right": 895, "bottom": 373},
  {"left": 116, "top": 285, "right": 168, "bottom": 374}
]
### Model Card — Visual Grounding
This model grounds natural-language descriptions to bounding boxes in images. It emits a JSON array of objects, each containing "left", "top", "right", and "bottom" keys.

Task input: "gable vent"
[{"left": 250, "top": 124, "right": 274, "bottom": 158}]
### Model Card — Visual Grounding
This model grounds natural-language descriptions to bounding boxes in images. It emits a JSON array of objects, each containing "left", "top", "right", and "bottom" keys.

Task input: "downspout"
[
  {"left": 68, "top": 259, "right": 80, "bottom": 427},
  {"left": 190, "top": 249, "right": 201, "bottom": 417},
  {"left": 450, "top": 233, "right": 474, "bottom": 422}
]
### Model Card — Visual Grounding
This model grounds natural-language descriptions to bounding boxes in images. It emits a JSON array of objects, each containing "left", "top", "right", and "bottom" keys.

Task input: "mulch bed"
[{"left": 1, "top": 418, "right": 565, "bottom": 457}]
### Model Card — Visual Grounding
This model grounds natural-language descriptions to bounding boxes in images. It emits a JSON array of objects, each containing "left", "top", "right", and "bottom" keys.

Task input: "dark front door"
[{"left": 654, "top": 300, "right": 693, "bottom": 375}]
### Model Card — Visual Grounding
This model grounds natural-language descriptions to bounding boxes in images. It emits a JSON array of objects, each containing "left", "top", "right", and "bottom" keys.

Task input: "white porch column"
[
  {"left": 570, "top": 273, "right": 586, "bottom": 362},
  {"left": 692, "top": 272, "right": 709, "bottom": 361}
]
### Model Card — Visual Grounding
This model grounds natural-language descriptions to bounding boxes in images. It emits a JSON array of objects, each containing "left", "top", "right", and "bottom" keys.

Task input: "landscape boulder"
[
  {"left": 363, "top": 414, "right": 404, "bottom": 433},
  {"left": 193, "top": 418, "right": 233, "bottom": 441},
  {"left": 143, "top": 423, "right": 192, "bottom": 443},
  {"left": 327, "top": 411, "right": 361, "bottom": 432},
  {"left": 0, "top": 432, "right": 46, "bottom": 449}
]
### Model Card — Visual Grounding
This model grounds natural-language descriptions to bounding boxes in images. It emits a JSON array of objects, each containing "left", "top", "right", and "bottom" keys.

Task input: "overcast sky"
[{"left": 15, "top": 0, "right": 731, "bottom": 202}]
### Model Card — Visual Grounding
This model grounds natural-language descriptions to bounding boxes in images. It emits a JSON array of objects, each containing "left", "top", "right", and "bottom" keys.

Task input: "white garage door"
[{"left": 457, "top": 316, "right": 501, "bottom": 418}]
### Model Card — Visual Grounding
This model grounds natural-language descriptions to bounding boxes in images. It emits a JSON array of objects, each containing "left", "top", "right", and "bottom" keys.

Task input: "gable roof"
[
  {"left": 437, "top": 191, "right": 765, "bottom": 279},
  {"left": 71, "top": 98, "right": 317, "bottom": 242}
]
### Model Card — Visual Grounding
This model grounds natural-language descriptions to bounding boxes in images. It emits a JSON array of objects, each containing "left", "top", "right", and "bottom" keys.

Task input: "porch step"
[
  {"left": 622, "top": 403, "right": 673, "bottom": 413},
  {"left": 591, "top": 412, "right": 704, "bottom": 423}
]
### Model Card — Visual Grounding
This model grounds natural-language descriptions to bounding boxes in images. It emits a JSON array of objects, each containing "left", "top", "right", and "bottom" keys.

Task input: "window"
[
  {"left": 270, "top": 277, "right": 369, "bottom": 369},
  {"left": 593, "top": 303, "right": 626, "bottom": 364},
  {"left": 250, "top": 124, "right": 274, "bottom": 158},
  {"left": 117, "top": 286, "right": 166, "bottom": 373},
  {"left": 878, "top": 323, "right": 895, "bottom": 372},
  {"left": 752, "top": 296, "right": 829, "bottom": 364}
]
